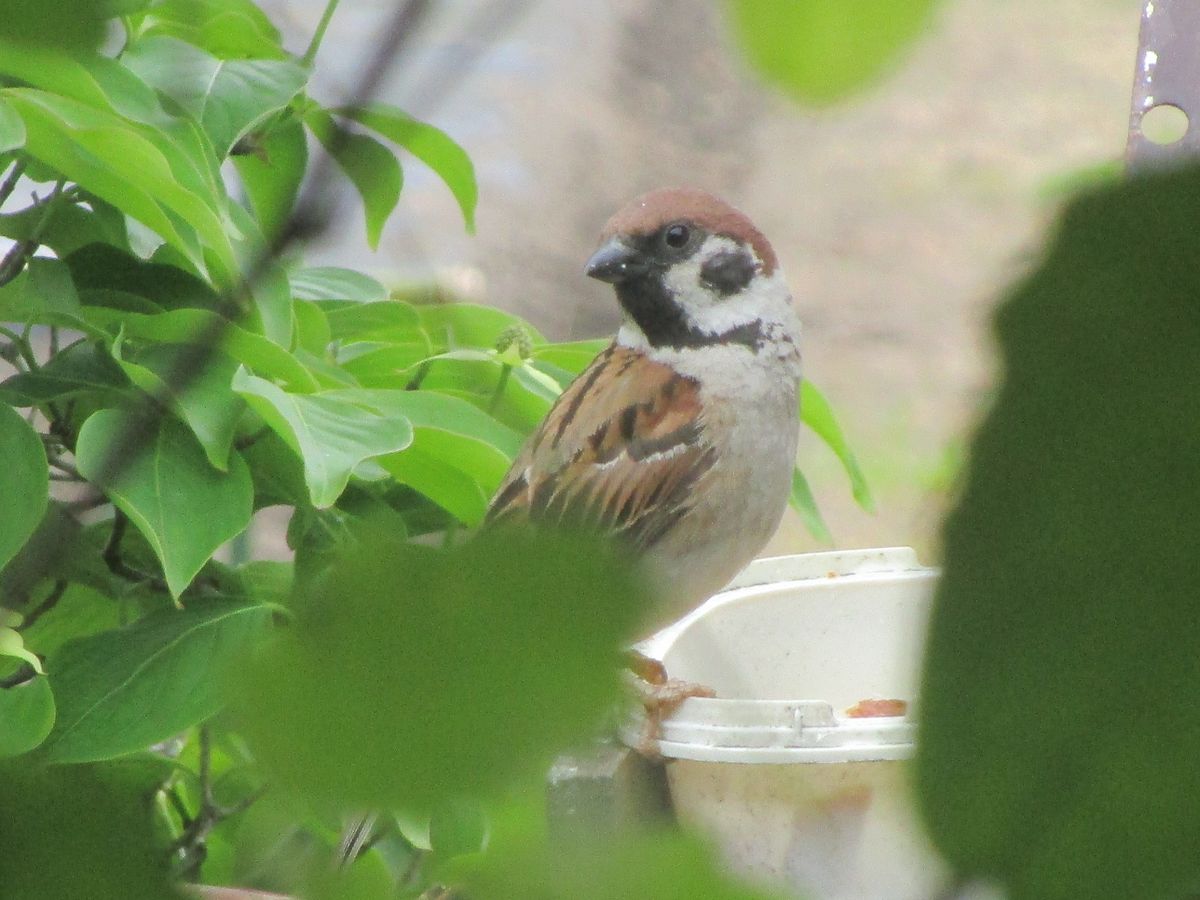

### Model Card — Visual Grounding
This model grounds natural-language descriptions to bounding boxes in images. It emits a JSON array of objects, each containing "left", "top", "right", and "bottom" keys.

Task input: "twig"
[
  {"left": 0, "top": 179, "right": 69, "bottom": 288},
  {"left": 102, "top": 510, "right": 169, "bottom": 592},
  {"left": 19, "top": 580, "right": 66, "bottom": 631},
  {"left": 0, "top": 159, "right": 26, "bottom": 210},
  {"left": 169, "top": 725, "right": 268, "bottom": 879},
  {"left": 302, "top": 0, "right": 343, "bottom": 66}
]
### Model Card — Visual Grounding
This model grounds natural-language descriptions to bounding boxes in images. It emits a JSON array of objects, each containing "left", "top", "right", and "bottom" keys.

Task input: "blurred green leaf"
[
  {"left": 74, "top": 410, "right": 254, "bottom": 596},
  {"left": 135, "top": 0, "right": 286, "bottom": 59},
  {"left": 0, "top": 762, "right": 172, "bottom": 900},
  {"left": 232, "top": 527, "right": 647, "bottom": 811},
  {"left": 723, "top": 0, "right": 939, "bottom": 105},
  {"left": 82, "top": 306, "right": 320, "bottom": 391},
  {"left": 113, "top": 342, "right": 244, "bottom": 472},
  {"left": 429, "top": 796, "right": 488, "bottom": 859},
  {"left": 0, "top": 403, "right": 47, "bottom": 571},
  {"left": 0, "top": 339, "right": 129, "bottom": 406},
  {"left": 123, "top": 35, "right": 308, "bottom": 159},
  {"left": 800, "top": 380, "right": 873, "bottom": 512},
  {"left": 0, "top": 675, "right": 54, "bottom": 757},
  {"left": 40, "top": 597, "right": 270, "bottom": 763},
  {"left": 339, "top": 103, "right": 477, "bottom": 232},
  {"left": 788, "top": 467, "right": 832, "bottom": 543},
  {"left": 0, "top": 0, "right": 127, "bottom": 53},
  {"left": 232, "top": 370, "right": 414, "bottom": 508},
  {"left": 0, "top": 96, "right": 24, "bottom": 152},
  {"left": 234, "top": 117, "right": 308, "bottom": 240},
  {"left": 465, "top": 826, "right": 780, "bottom": 900},
  {"left": 917, "top": 164, "right": 1200, "bottom": 900},
  {"left": 289, "top": 265, "right": 388, "bottom": 303},
  {"left": 305, "top": 107, "right": 401, "bottom": 250}
]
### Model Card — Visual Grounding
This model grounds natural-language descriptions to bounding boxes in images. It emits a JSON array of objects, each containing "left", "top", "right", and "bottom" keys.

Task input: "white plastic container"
[{"left": 623, "top": 548, "right": 944, "bottom": 900}]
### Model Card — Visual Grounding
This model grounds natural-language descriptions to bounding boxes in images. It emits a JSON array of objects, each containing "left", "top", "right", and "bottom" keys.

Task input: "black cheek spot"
[{"left": 700, "top": 250, "right": 757, "bottom": 296}]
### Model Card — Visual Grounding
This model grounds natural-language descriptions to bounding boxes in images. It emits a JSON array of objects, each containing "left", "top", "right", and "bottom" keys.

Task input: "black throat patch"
[{"left": 614, "top": 275, "right": 764, "bottom": 352}]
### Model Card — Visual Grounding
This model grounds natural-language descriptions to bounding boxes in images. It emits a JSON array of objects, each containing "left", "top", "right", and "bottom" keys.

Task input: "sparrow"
[{"left": 487, "top": 187, "right": 802, "bottom": 638}]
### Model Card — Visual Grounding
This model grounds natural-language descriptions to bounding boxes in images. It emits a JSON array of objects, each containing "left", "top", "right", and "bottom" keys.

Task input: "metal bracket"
[{"left": 1126, "top": 0, "right": 1200, "bottom": 169}]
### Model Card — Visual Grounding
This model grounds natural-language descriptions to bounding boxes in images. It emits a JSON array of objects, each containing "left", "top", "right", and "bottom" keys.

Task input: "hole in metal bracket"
[{"left": 1141, "top": 103, "right": 1191, "bottom": 144}]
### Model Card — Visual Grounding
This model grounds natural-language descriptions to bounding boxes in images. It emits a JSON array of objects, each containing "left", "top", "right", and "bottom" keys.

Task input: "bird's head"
[{"left": 586, "top": 187, "right": 793, "bottom": 354}]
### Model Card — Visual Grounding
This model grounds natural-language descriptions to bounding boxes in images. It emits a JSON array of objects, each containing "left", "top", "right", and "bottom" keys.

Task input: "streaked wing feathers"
[{"left": 486, "top": 345, "right": 714, "bottom": 550}]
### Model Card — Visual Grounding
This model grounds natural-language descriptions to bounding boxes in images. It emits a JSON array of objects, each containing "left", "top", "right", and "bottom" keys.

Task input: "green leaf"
[
  {"left": 123, "top": 36, "right": 308, "bottom": 159},
  {"left": 788, "top": 467, "right": 832, "bottom": 543},
  {"left": 0, "top": 201, "right": 130, "bottom": 258},
  {"left": 0, "top": 676, "right": 54, "bottom": 757},
  {"left": 289, "top": 265, "right": 388, "bottom": 303},
  {"left": 323, "top": 300, "right": 421, "bottom": 342},
  {"left": 429, "top": 796, "right": 487, "bottom": 858},
  {"left": 917, "top": 164, "right": 1200, "bottom": 900},
  {"left": 467, "top": 826, "right": 779, "bottom": 900},
  {"left": 0, "top": 256, "right": 85, "bottom": 324},
  {"left": 65, "top": 242, "right": 222, "bottom": 311},
  {"left": 0, "top": 340, "right": 128, "bottom": 407},
  {"left": 39, "top": 598, "right": 270, "bottom": 762},
  {"left": 532, "top": 339, "right": 607, "bottom": 376},
  {"left": 225, "top": 203, "right": 294, "bottom": 347},
  {"left": 0, "top": 40, "right": 167, "bottom": 125},
  {"left": 113, "top": 342, "right": 244, "bottom": 472},
  {"left": 349, "top": 388, "right": 521, "bottom": 523},
  {"left": 292, "top": 299, "right": 331, "bottom": 355},
  {"left": 0, "top": 762, "right": 172, "bottom": 900},
  {"left": 20, "top": 583, "right": 123, "bottom": 663},
  {"left": 0, "top": 404, "right": 47, "bottom": 571},
  {"left": 0, "top": 627, "right": 43, "bottom": 673},
  {"left": 418, "top": 303, "right": 546, "bottom": 351},
  {"left": 722, "top": 0, "right": 940, "bottom": 105},
  {"left": 135, "top": 0, "right": 286, "bottom": 59},
  {"left": 3, "top": 87, "right": 234, "bottom": 279},
  {"left": 0, "top": 0, "right": 114, "bottom": 52},
  {"left": 232, "top": 370, "right": 414, "bottom": 509},
  {"left": 800, "top": 380, "right": 874, "bottom": 512},
  {"left": 231, "top": 527, "right": 648, "bottom": 811},
  {"left": 340, "top": 103, "right": 478, "bottom": 232},
  {"left": 74, "top": 410, "right": 253, "bottom": 597},
  {"left": 0, "top": 97, "right": 24, "bottom": 152},
  {"left": 234, "top": 117, "right": 308, "bottom": 240},
  {"left": 304, "top": 108, "right": 401, "bottom": 250},
  {"left": 82, "top": 306, "right": 320, "bottom": 391}
]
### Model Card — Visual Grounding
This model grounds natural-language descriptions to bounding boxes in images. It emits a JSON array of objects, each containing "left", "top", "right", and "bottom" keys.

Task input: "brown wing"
[{"left": 486, "top": 344, "right": 716, "bottom": 551}]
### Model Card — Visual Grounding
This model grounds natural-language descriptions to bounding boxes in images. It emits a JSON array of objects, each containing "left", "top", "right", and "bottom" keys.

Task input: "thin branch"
[
  {"left": 0, "top": 179, "right": 70, "bottom": 288},
  {"left": 0, "top": 159, "right": 26, "bottom": 210},
  {"left": 0, "top": 325, "right": 37, "bottom": 371},
  {"left": 302, "top": 0, "right": 343, "bottom": 66},
  {"left": 102, "top": 510, "right": 169, "bottom": 591},
  {"left": 19, "top": 580, "right": 66, "bottom": 630}
]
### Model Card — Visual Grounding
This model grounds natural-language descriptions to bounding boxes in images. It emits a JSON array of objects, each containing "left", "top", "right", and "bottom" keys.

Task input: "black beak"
[{"left": 585, "top": 239, "right": 647, "bottom": 284}]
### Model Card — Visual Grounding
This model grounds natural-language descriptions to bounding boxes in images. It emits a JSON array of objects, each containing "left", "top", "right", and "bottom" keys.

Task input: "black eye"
[{"left": 663, "top": 223, "right": 690, "bottom": 249}]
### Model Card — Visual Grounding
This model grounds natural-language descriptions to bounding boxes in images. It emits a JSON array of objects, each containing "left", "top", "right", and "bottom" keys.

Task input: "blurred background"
[{"left": 260, "top": 0, "right": 1138, "bottom": 560}]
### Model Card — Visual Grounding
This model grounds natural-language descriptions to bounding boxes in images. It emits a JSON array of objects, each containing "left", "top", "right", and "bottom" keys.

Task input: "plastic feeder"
[{"left": 623, "top": 548, "right": 943, "bottom": 900}]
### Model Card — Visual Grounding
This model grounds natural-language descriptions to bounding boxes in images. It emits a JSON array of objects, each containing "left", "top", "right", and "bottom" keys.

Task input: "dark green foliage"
[{"left": 917, "top": 164, "right": 1200, "bottom": 899}]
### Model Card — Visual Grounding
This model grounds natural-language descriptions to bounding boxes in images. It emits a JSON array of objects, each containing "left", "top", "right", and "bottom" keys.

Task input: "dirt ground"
[{"left": 264, "top": 0, "right": 1137, "bottom": 563}]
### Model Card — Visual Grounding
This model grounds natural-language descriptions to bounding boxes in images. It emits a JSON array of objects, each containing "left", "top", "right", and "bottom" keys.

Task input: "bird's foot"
[{"left": 624, "top": 651, "right": 715, "bottom": 759}]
